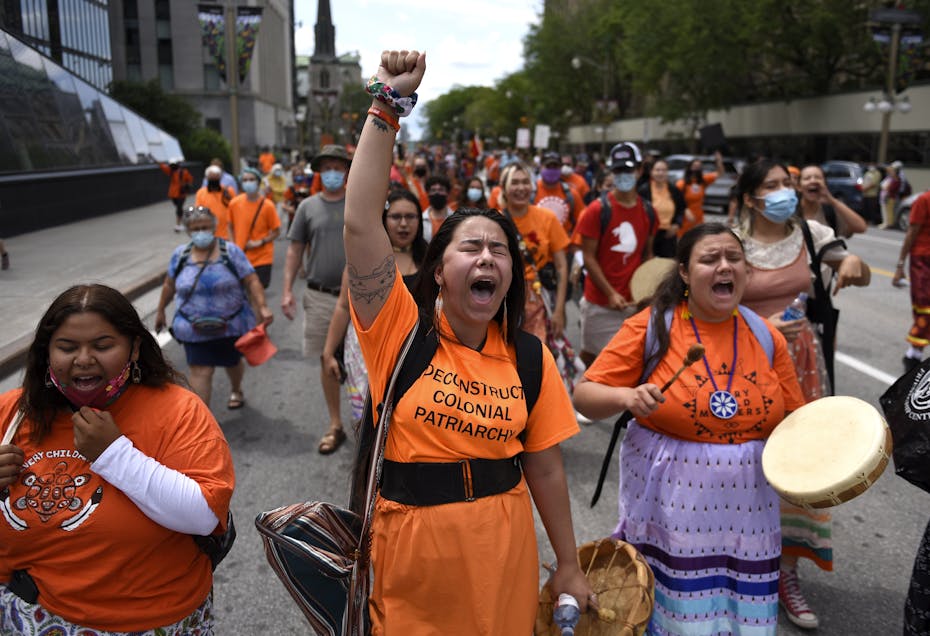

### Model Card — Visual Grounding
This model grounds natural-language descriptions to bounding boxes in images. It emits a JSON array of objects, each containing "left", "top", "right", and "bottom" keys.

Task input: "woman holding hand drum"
[{"left": 574, "top": 222, "right": 805, "bottom": 636}]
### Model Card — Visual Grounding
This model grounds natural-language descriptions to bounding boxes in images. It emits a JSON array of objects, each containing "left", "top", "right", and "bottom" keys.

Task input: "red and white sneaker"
[{"left": 779, "top": 568, "right": 819, "bottom": 629}]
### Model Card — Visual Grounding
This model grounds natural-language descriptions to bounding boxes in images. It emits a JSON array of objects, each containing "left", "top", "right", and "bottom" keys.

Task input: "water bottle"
[
  {"left": 553, "top": 593, "right": 580, "bottom": 636},
  {"left": 782, "top": 292, "right": 808, "bottom": 321}
]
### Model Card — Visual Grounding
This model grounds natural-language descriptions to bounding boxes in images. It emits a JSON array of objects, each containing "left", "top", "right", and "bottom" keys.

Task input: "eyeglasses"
[{"left": 386, "top": 213, "right": 419, "bottom": 222}]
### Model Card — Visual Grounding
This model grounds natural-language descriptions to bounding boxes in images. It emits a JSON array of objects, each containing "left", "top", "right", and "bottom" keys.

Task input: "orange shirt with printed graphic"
[
  {"left": 534, "top": 179, "right": 584, "bottom": 234},
  {"left": 351, "top": 277, "right": 578, "bottom": 635},
  {"left": 502, "top": 204, "right": 571, "bottom": 283},
  {"left": 585, "top": 304, "right": 805, "bottom": 443},
  {"left": 0, "top": 384, "right": 234, "bottom": 631}
]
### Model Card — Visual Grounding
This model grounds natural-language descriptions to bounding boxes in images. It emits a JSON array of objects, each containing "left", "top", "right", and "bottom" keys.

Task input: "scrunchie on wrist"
[{"left": 365, "top": 75, "right": 418, "bottom": 117}]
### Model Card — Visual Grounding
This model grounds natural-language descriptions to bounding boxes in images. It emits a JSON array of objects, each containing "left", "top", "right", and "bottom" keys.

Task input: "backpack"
[
  {"left": 172, "top": 238, "right": 239, "bottom": 280},
  {"left": 590, "top": 304, "right": 774, "bottom": 506},
  {"left": 901, "top": 177, "right": 913, "bottom": 198},
  {"left": 349, "top": 320, "right": 543, "bottom": 513}
]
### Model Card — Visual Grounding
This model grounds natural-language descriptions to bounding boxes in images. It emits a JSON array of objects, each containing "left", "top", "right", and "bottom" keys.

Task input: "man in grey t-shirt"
[{"left": 282, "top": 144, "right": 351, "bottom": 455}]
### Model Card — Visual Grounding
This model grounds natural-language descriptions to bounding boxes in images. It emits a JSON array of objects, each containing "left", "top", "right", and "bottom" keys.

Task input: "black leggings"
[{"left": 172, "top": 197, "right": 186, "bottom": 222}]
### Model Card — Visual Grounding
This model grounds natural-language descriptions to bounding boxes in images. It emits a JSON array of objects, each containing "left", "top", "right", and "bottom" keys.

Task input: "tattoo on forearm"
[
  {"left": 371, "top": 118, "right": 390, "bottom": 133},
  {"left": 348, "top": 255, "right": 396, "bottom": 303}
]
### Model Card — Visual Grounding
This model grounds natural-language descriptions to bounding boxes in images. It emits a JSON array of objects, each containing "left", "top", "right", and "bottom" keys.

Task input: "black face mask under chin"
[{"left": 207, "top": 180, "right": 221, "bottom": 191}]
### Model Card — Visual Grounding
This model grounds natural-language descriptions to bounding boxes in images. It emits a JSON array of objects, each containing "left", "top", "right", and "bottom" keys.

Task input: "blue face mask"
[
  {"left": 191, "top": 230, "right": 215, "bottom": 248},
  {"left": 321, "top": 170, "right": 345, "bottom": 192},
  {"left": 615, "top": 172, "right": 637, "bottom": 192},
  {"left": 467, "top": 187, "right": 483, "bottom": 202},
  {"left": 242, "top": 180, "right": 259, "bottom": 194},
  {"left": 757, "top": 188, "right": 798, "bottom": 223}
]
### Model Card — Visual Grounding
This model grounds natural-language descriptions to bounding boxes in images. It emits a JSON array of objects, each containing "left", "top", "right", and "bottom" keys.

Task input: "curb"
[{"left": 0, "top": 269, "right": 167, "bottom": 380}]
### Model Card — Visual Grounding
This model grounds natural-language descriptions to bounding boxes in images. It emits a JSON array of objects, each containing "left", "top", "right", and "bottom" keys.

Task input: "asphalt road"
[{"left": 1, "top": 218, "right": 926, "bottom": 635}]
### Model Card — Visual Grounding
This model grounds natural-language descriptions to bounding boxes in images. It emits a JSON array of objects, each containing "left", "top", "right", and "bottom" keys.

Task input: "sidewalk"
[{"left": 0, "top": 201, "right": 186, "bottom": 377}]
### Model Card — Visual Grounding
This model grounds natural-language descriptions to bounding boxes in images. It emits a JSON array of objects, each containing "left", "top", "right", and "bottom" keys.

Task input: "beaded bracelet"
[
  {"left": 365, "top": 75, "right": 418, "bottom": 117},
  {"left": 368, "top": 106, "right": 400, "bottom": 132}
]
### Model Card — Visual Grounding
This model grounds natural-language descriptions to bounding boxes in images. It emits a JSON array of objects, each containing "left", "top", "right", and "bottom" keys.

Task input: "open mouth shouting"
[
  {"left": 711, "top": 280, "right": 734, "bottom": 299},
  {"left": 70, "top": 374, "right": 104, "bottom": 392},
  {"left": 470, "top": 277, "right": 498, "bottom": 304}
]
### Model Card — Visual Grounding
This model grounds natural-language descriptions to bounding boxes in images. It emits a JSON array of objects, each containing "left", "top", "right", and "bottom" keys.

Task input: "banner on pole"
[
  {"left": 236, "top": 6, "right": 264, "bottom": 83},
  {"left": 197, "top": 4, "right": 226, "bottom": 82}
]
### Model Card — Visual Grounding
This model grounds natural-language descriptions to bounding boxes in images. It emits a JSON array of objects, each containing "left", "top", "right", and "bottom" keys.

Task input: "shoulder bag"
[
  {"left": 799, "top": 220, "right": 845, "bottom": 393},
  {"left": 254, "top": 321, "right": 419, "bottom": 636}
]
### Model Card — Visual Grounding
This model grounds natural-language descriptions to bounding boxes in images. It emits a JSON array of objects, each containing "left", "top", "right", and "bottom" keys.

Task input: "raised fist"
[{"left": 377, "top": 50, "right": 426, "bottom": 97}]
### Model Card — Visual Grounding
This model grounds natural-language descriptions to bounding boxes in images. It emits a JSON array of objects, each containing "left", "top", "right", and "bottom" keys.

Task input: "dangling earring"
[
  {"left": 684, "top": 286, "right": 689, "bottom": 298},
  {"left": 500, "top": 298, "right": 509, "bottom": 344},
  {"left": 131, "top": 361, "right": 142, "bottom": 384},
  {"left": 433, "top": 285, "right": 443, "bottom": 333},
  {"left": 45, "top": 368, "right": 53, "bottom": 388}
]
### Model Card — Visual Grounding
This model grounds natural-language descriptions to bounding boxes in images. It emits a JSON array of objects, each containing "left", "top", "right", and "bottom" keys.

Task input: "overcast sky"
[{"left": 294, "top": 0, "right": 542, "bottom": 139}]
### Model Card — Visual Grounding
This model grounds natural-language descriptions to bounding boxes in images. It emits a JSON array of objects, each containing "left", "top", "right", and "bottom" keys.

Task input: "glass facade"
[
  {"left": 0, "top": 0, "right": 112, "bottom": 90},
  {"left": 0, "top": 28, "right": 182, "bottom": 173}
]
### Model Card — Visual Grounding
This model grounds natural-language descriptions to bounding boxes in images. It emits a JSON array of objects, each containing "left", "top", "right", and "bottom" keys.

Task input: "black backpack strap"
[
  {"left": 173, "top": 242, "right": 194, "bottom": 278},
  {"left": 513, "top": 330, "right": 543, "bottom": 416},
  {"left": 599, "top": 193, "right": 612, "bottom": 236},
  {"left": 560, "top": 181, "right": 575, "bottom": 213},
  {"left": 800, "top": 220, "right": 843, "bottom": 393}
]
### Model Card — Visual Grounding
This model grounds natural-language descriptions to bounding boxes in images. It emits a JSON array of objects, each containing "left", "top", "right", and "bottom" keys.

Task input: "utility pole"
[{"left": 225, "top": 2, "right": 240, "bottom": 171}]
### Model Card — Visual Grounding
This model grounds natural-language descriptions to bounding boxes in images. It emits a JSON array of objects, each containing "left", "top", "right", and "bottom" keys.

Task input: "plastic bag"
[{"left": 879, "top": 358, "right": 930, "bottom": 494}]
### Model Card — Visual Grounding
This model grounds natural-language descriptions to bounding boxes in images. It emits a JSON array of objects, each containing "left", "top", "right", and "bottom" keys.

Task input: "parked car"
[
  {"left": 664, "top": 154, "right": 741, "bottom": 215},
  {"left": 821, "top": 160, "right": 865, "bottom": 216},
  {"left": 894, "top": 190, "right": 928, "bottom": 231}
]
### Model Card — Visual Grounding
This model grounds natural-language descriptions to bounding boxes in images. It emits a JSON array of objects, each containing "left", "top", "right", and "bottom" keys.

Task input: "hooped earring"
[
  {"left": 433, "top": 285, "right": 443, "bottom": 333},
  {"left": 45, "top": 368, "right": 53, "bottom": 388},
  {"left": 131, "top": 361, "right": 142, "bottom": 384}
]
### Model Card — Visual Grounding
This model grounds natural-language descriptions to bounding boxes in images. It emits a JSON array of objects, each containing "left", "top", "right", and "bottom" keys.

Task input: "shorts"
[
  {"left": 253, "top": 264, "right": 272, "bottom": 289},
  {"left": 302, "top": 287, "right": 339, "bottom": 358},
  {"left": 184, "top": 336, "right": 242, "bottom": 367},
  {"left": 579, "top": 297, "right": 635, "bottom": 355}
]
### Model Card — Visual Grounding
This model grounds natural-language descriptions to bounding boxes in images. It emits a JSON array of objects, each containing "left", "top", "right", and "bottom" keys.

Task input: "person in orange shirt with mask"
[
  {"left": 536, "top": 151, "right": 584, "bottom": 236},
  {"left": 227, "top": 167, "right": 281, "bottom": 288},
  {"left": 194, "top": 165, "right": 236, "bottom": 239},
  {"left": 159, "top": 158, "right": 193, "bottom": 232}
]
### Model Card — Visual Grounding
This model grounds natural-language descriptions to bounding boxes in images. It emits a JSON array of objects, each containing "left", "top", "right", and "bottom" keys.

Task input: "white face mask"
[
  {"left": 615, "top": 172, "right": 637, "bottom": 192},
  {"left": 561, "top": 165, "right": 573, "bottom": 177}
]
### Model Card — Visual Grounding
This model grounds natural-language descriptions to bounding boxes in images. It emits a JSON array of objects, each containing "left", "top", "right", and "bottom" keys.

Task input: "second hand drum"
[{"left": 762, "top": 395, "right": 892, "bottom": 508}]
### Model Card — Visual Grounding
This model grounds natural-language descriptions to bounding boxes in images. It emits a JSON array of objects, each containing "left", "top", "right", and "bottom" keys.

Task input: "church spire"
[{"left": 313, "top": 0, "right": 335, "bottom": 60}]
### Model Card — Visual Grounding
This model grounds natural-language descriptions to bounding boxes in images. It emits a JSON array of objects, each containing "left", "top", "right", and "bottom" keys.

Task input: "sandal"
[
  {"left": 318, "top": 427, "right": 346, "bottom": 455},
  {"left": 227, "top": 391, "right": 245, "bottom": 410}
]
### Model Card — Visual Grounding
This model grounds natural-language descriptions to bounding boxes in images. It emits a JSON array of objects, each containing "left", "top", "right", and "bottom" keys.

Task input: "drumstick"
[
  {"left": 659, "top": 344, "right": 706, "bottom": 393},
  {"left": 591, "top": 343, "right": 705, "bottom": 508},
  {"left": 1, "top": 410, "right": 25, "bottom": 446}
]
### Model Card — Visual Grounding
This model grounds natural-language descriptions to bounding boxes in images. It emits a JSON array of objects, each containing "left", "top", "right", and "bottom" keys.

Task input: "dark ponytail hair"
[{"left": 644, "top": 223, "right": 744, "bottom": 372}]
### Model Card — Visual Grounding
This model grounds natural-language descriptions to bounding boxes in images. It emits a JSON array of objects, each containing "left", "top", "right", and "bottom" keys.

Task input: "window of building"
[
  {"left": 320, "top": 69, "right": 329, "bottom": 89},
  {"left": 205, "top": 117, "right": 222, "bottom": 133}
]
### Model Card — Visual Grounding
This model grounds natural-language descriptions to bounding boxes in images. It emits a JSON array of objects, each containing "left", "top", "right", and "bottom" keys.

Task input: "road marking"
[
  {"left": 855, "top": 233, "right": 904, "bottom": 248},
  {"left": 836, "top": 351, "right": 898, "bottom": 386},
  {"left": 871, "top": 266, "right": 894, "bottom": 278}
]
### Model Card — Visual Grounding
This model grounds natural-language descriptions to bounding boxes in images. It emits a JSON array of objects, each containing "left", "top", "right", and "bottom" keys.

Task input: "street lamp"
[
  {"left": 865, "top": 7, "right": 923, "bottom": 164},
  {"left": 571, "top": 55, "right": 612, "bottom": 157}
]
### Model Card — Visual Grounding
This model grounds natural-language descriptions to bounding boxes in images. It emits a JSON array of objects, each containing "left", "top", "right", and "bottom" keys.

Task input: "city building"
[
  {"left": 0, "top": 0, "right": 113, "bottom": 90},
  {"left": 302, "top": 0, "right": 362, "bottom": 153},
  {"left": 109, "top": 0, "right": 296, "bottom": 164}
]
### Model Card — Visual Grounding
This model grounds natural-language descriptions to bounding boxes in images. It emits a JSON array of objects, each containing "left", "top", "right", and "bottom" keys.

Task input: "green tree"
[
  {"left": 109, "top": 79, "right": 200, "bottom": 140},
  {"left": 183, "top": 127, "right": 232, "bottom": 169}
]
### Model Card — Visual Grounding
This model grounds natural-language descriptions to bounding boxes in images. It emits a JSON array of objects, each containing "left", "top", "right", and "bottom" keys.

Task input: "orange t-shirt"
[
  {"left": 563, "top": 171, "right": 590, "bottom": 199},
  {"left": 258, "top": 152, "right": 275, "bottom": 174},
  {"left": 676, "top": 172, "right": 718, "bottom": 236},
  {"left": 227, "top": 193, "right": 281, "bottom": 267},
  {"left": 194, "top": 185, "right": 236, "bottom": 239},
  {"left": 0, "top": 384, "right": 234, "bottom": 631},
  {"left": 351, "top": 276, "right": 577, "bottom": 634},
  {"left": 488, "top": 185, "right": 503, "bottom": 209},
  {"left": 534, "top": 180, "right": 584, "bottom": 234},
  {"left": 584, "top": 304, "right": 805, "bottom": 443},
  {"left": 504, "top": 205, "right": 571, "bottom": 283},
  {"left": 160, "top": 164, "right": 193, "bottom": 199}
]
